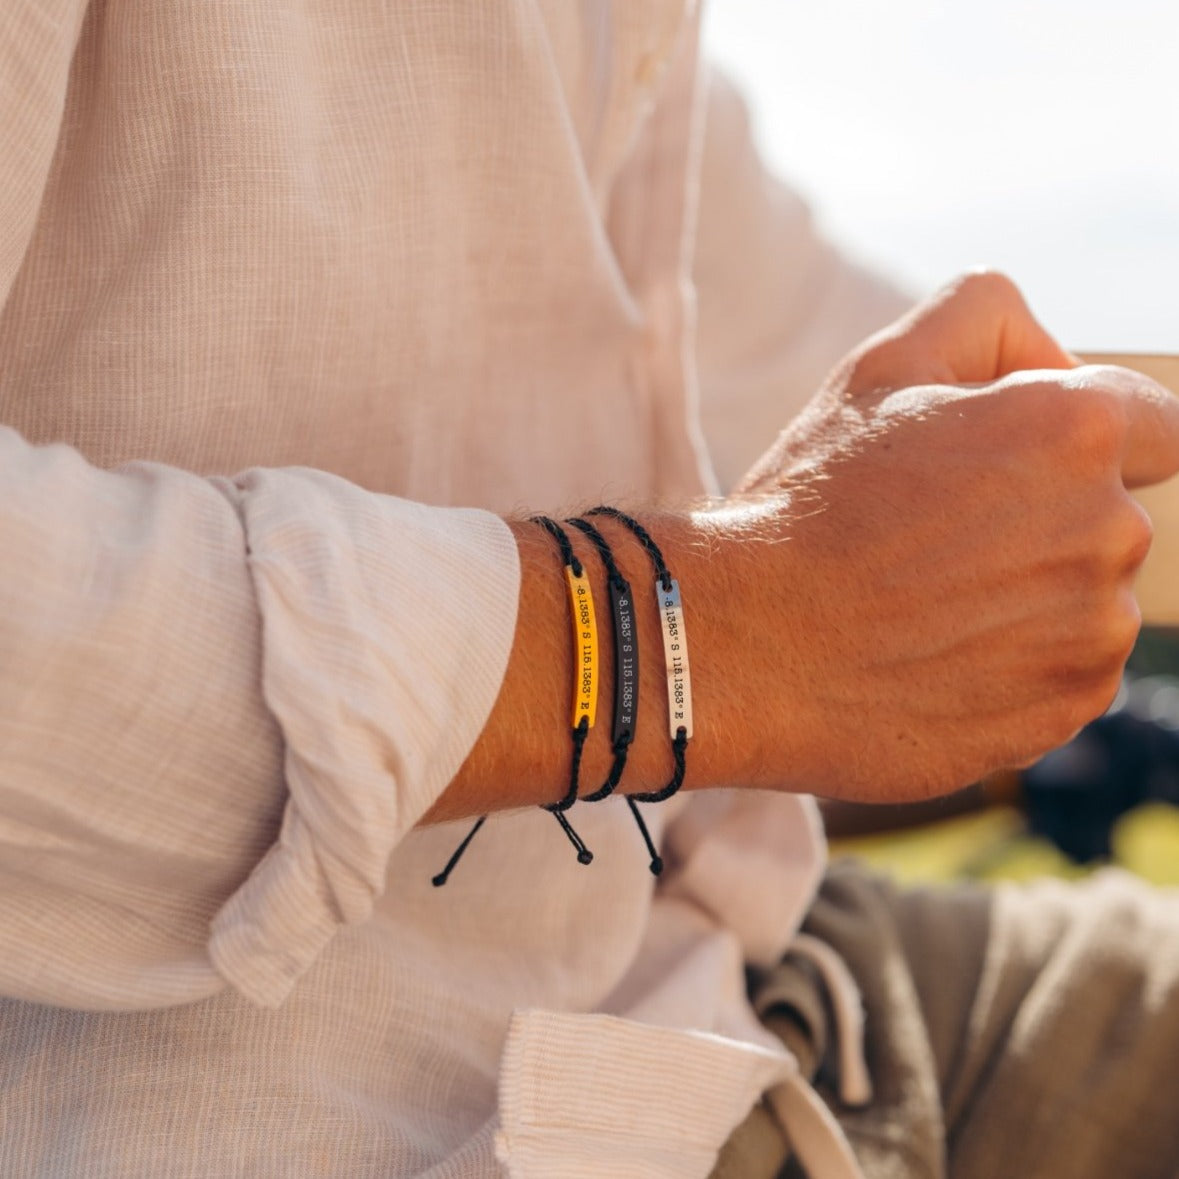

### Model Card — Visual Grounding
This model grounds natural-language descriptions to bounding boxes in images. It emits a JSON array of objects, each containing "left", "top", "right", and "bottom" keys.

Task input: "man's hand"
[
  {"left": 728, "top": 271, "right": 1179, "bottom": 802},
  {"left": 429, "top": 271, "right": 1179, "bottom": 825}
]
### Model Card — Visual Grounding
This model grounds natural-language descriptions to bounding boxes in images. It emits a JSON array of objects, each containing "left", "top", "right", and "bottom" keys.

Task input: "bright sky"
[{"left": 704, "top": 0, "right": 1179, "bottom": 351}]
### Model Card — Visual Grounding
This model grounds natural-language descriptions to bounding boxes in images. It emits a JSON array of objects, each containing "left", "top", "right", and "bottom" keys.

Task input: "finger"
[
  {"left": 1073, "top": 365, "right": 1179, "bottom": 489},
  {"left": 1102, "top": 366, "right": 1179, "bottom": 488},
  {"left": 858, "top": 269, "right": 1076, "bottom": 390}
]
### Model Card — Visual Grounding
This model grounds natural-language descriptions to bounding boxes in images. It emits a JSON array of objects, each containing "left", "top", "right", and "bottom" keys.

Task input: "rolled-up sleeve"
[{"left": 0, "top": 431, "right": 519, "bottom": 1011}]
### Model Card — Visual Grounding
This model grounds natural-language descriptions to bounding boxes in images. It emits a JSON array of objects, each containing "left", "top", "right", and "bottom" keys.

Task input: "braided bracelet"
[
  {"left": 566, "top": 516, "right": 663, "bottom": 876},
  {"left": 530, "top": 515, "right": 598, "bottom": 862},
  {"left": 431, "top": 516, "right": 597, "bottom": 886},
  {"left": 565, "top": 516, "right": 637, "bottom": 801},
  {"left": 586, "top": 506, "right": 692, "bottom": 804}
]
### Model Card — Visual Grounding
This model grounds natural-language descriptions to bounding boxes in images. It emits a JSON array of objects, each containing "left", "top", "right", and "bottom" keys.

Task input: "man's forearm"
[
  {"left": 423, "top": 507, "right": 793, "bottom": 823},
  {"left": 429, "top": 275, "right": 1179, "bottom": 824}
]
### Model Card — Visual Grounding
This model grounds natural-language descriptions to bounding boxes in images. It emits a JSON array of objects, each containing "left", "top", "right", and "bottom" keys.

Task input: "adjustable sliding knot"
[{"left": 546, "top": 714, "right": 589, "bottom": 813}]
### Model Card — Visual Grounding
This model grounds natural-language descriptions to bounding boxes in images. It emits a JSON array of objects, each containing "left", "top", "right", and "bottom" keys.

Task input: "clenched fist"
[{"left": 720, "top": 271, "right": 1179, "bottom": 802}]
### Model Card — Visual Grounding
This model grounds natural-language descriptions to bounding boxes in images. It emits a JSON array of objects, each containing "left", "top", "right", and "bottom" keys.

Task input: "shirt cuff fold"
[
  {"left": 209, "top": 469, "right": 520, "bottom": 1005},
  {"left": 496, "top": 1008, "right": 795, "bottom": 1178}
]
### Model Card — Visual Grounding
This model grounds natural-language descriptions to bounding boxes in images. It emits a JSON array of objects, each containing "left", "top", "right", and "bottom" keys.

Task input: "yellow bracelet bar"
[{"left": 565, "top": 565, "right": 599, "bottom": 730}]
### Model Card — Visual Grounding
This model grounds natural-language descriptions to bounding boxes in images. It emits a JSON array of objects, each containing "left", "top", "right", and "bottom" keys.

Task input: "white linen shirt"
[{"left": 0, "top": 1, "right": 906, "bottom": 1173}]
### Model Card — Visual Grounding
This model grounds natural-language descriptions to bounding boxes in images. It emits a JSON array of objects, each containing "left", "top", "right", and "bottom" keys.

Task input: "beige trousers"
[{"left": 713, "top": 862, "right": 1179, "bottom": 1178}]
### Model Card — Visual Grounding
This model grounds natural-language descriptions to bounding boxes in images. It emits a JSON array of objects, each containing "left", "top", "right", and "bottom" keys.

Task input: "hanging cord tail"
[
  {"left": 540, "top": 664, "right": 595, "bottom": 866},
  {"left": 552, "top": 807, "right": 594, "bottom": 865},
  {"left": 432, "top": 815, "right": 488, "bottom": 887},
  {"left": 625, "top": 797, "right": 664, "bottom": 876}
]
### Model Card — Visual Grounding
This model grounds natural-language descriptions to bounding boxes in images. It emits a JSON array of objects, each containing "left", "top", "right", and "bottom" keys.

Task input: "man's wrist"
[{"left": 423, "top": 497, "right": 814, "bottom": 825}]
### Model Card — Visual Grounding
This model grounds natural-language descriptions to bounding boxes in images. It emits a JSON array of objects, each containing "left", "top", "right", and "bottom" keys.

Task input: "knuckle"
[
  {"left": 990, "top": 727, "right": 1051, "bottom": 774},
  {"left": 1081, "top": 671, "right": 1125, "bottom": 723},
  {"left": 1090, "top": 498, "right": 1153, "bottom": 574},
  {"left": 1039, "top": 609, "right": 1132, "bottom": 700},
  {"left": 1074, "top": 590, "right": 1140, "bottom": 661},
  {"left": 1042, "top": 676, "right": 1118, "bottom": 747},
  {"left": 841, "top": 342, "right": 899, "bottom": 400},
  {"left": 1054, "top": 390, "right": 1125, "bottom": 467},
  {"left": 1024, "top": 707, "right": 1084, "bottom": 764},
  {"left": 1122, "top": 501, "right": 1154, "bottom": 570},
  {"left": 952, "top": 267, "right": 1023, "bottom": 308},
  {"left": 1097, "top": 596, "right": 1141, "bottom": 664}
]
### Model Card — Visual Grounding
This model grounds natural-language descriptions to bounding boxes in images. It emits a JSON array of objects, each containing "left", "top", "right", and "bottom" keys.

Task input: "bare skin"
[{"left": 424, "top": 271, "right": 1179, "bottom": 823}]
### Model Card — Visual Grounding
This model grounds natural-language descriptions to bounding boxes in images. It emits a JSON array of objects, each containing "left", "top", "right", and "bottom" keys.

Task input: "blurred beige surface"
[{"left": 1078, "top": 353, "right": 1179, "bottom": 625}]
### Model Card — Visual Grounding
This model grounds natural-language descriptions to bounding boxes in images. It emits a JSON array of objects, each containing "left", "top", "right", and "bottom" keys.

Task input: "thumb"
[{"left": 850, "top": 270, "right": 1075, "bottom": 394}]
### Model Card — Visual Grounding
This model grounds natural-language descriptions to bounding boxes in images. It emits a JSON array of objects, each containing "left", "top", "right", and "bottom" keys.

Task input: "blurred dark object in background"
[
  {"left": 1023, "top": 628, "right": 1179, "bottom": 863},
  {"left": 1024, "top": 676, "right": 1179, "bottom": 862},
  {"left": 822, "top": 629, "right": 1179, "bottom": 849}
]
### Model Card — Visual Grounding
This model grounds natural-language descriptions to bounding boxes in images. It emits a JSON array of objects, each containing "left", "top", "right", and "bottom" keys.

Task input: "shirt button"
[{"left": 635, "top": 50, "right": 670, "bottom": 87}]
